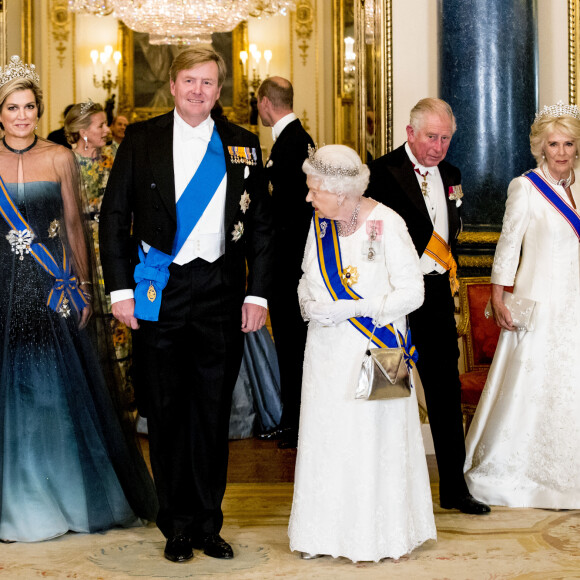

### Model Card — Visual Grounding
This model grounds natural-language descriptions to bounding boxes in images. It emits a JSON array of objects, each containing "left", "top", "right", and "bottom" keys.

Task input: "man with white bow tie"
[
  {"left": 366, "top": 98, "right": 490, "bottom": 516},
  {"left": 99, "top": 46, "right": 274, "bottom": 563},
  {"left": 256, "top": 77, "right": 313, "bottom": 449}
]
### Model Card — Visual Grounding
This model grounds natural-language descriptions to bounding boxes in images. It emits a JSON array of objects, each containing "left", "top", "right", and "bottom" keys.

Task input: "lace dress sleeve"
[
  {"left": 491, "top": 176, "right": 531, "bottom": 287},
  {"left": 373, "top": 207, "right": 424, "bottom": 326},
  {"left": 297, "top": 221, "right": 316, "bottom": 320}
]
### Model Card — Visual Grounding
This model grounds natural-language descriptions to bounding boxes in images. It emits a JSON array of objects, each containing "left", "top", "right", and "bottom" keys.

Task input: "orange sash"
[{"left": 423, "top": 231, "right": 459, "bottom": 295}]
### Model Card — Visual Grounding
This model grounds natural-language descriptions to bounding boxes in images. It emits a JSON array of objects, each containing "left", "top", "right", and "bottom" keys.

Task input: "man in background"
[
  {"left": 257, "top": 76, "right": 314, "bottom": 449},
  {"left": 109, "top": 114, "right": 129, "bottom": 154}
]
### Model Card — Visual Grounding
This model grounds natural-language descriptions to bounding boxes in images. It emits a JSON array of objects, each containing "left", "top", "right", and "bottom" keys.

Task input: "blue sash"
[
  {"left": 134, "top": 127, "right": 226, "bottom": 321},
  {"left": 313, "top": 214, "right": 418, "bottom": 368},
  {"left": 0, "top": 176, "right": 88, "bottom": 315},
  {"left": 524, "top": 170, "right": 580, "bottom": 241}
]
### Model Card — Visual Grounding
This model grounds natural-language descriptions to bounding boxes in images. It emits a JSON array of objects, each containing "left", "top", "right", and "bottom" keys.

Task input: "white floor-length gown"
[
  {"left": 288, "top": 204, "right": 436, "bottom": 562},
  {"left": 464, "top": 172, "right": 580, "bottom": 509}
]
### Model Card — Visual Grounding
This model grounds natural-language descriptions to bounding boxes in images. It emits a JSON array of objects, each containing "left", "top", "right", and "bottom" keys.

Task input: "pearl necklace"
[
  {"left": 542, "top": 163, "right": 573, "bottom": 189},
  {"left": 336, "top": 202, "right": 361, "bottom": 237}
]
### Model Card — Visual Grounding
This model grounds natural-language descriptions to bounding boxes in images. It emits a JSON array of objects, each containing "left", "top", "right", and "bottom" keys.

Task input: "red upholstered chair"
[{"left": 456, "top": 277, "right": 501, "bottom": 435}]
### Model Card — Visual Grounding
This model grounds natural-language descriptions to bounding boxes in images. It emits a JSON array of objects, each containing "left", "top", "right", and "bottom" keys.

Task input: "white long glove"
[{"left": 304, "top": 296, "right": 386, "bottom": 326}]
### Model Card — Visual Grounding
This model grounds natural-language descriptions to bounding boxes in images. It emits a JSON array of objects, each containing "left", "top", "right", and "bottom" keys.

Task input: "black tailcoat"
[
  {"left": 366, "top": 144, "right": 469, "bottom": 501},
  {"left": 265, "top": 118, "right": 314, "bottom": 433},
  {"left": 99, "top": 111, "right": 274, "bottom": 538}
]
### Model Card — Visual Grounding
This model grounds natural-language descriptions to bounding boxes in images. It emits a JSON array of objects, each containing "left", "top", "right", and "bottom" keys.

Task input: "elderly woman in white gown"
[
  {"left": 288, "top": 145, "right": 436, "bottom": 562},
  {"left": 464, "top": 103, "right": 580, "bottom": 509}
]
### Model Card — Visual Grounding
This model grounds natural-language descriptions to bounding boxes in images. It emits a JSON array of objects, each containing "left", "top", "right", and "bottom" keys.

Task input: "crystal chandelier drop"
[
  {"left": 249, "top": 1, "right": 296, "bottom": 18},
  {"left": 111, "top": 0, "right": 255, "bottom": 45},
  {"left": 67, "top": 0, "right": 113, "bottom": 16}
]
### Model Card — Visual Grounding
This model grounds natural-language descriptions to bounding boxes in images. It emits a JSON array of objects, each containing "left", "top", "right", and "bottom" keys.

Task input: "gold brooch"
[
  {"left": 341, "top": 265, "right": 359, "bottom": 286},
  {"left": 48, "top": 219, "right": 60, "bottom": 238}
]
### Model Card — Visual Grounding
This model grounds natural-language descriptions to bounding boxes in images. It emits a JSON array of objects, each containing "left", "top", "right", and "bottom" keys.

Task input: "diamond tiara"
[
  {"left": 80, "top": 98, "right": 95, "bottom": 115},
  {"left": 535, "top": 100, "right": 580, "bottom": 122},
  {"left": 306, "top": 144, "right": 360, "bottom": 177},
  {"left": 0, "top": 55, "right": 40, "bottom": 88}
]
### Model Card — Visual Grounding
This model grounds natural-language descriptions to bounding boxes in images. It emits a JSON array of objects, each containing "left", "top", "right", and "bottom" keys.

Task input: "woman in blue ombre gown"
[{"left": 0, "top": 57, "right": 157, "bottom": 542}]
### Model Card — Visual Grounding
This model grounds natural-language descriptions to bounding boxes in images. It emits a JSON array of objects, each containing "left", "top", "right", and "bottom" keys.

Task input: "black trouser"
[
  {"left": 409, "top": 272, "right": 469, "bottom": 502},
  {"left": 135, "top": 257, "right": 244, "bottom": 538}
]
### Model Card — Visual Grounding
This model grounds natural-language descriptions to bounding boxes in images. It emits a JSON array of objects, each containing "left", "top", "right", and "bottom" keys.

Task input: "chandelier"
[
  {"left": 113, "top": 0, "right": 259, "bottom": 45},
  {"left": 69, "top": 0, "right": 295, "bottom": 45},
  {"left": 68, "top": 0, "right": 113, "bottom": 16}
]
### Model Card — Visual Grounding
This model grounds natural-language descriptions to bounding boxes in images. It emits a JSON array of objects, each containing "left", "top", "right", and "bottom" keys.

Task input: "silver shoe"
[{"left": 300, "top": 552, "right": 322, "bottom": 560}]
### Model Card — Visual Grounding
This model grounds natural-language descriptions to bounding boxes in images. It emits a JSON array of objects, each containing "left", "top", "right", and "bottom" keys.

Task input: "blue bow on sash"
[
  {"left": 0, "top": 176, "right": 88, "bottom": 316},
  {"left": 313, "top": 214, "right": 418, "bottom": 369},
  {"left": 524, "top": 170, "right": 580, "bottom": 240},
  {"left": 134, "top": 127, "right": 226, "bottom": 321}
]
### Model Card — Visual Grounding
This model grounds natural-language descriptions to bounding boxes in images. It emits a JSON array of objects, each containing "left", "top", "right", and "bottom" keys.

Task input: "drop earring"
[{"left": 84, "top": 135, "right": 88, "bottom": 151}]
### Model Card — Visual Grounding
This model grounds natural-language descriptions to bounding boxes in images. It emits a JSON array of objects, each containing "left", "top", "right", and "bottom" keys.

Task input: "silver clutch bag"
[
  {"left": 484, "top": 292, "right": 536, "bottom": 331},
  {"left": 355, "top": 309, "right": 412, "bottom": 401},
  {"left": 355, "top": 346, "right": 411, "bottom": 400}
]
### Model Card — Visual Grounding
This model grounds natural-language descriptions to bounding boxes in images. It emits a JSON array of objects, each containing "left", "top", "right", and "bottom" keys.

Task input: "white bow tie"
[{"left": 182, "top": 123, "right": 211, "bottom": 143}]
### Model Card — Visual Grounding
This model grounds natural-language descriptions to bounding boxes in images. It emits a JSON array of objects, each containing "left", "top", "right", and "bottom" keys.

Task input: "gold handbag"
[{"left": 355, "top": 319, "right": 411, "bottom": 401}]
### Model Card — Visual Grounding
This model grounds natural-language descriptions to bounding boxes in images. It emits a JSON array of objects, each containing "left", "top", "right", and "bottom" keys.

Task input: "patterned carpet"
[{"left": 1, "top": 483, "right": 579, "bottom": 579}]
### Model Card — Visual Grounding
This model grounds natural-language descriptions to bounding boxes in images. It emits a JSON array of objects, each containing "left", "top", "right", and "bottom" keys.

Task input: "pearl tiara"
[
  {"left": 535, "top": 100, "right": 580, "bottom": 122},
  {"left": 0, "top": 55, "right": 40, "bottom": 88},
  {"left": 306, "top": 144, "right": 360, "bottom": 177}
]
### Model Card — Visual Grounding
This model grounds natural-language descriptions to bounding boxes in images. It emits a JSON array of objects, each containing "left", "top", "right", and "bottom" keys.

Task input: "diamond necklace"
[
  {"left": 542, "top": 162, "right": 573, "bottom": 188},
  {"left": 336, "top": 202, "right": 361, "bottom": 237}
]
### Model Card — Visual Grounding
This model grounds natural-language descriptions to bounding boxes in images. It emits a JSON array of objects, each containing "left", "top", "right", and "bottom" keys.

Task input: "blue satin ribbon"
[
  {"left": 524, "top": 170, "right": 580, "bottom": 240},
  {"left": 0, "top": 176, "right": 88, "bottom": 315},
  {"left": 314, "top": 213, "right": 417, "bottom": 368},
  {"left": 134, "top": 127, "right": 226, "bottom": 321}
]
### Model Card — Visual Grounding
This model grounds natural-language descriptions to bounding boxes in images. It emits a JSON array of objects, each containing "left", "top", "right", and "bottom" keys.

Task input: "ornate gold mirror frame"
[
  {"left": 0, "top": 0, "right": 6, "bottom": 66},
  {"left": 333, "top": 0, "right": 392, "bottom": 160},
  {"left": 118, "top": 22, "right": 248, "bottom": 124},
  {"left": 570, "top": 0, "right": 579, "bottom": 105}
]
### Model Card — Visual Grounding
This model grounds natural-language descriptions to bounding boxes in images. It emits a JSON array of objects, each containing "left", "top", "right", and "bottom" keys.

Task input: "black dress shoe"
[
  {"left": 256, "top": 428, "right": 286, "bottom": 440},
  {"left": 440, "top": 494, "right": 491, "bottom": 515},
  {"left": 192, "top": 534, "right": 234, "bottom": 559},
  {"left": 164, "top": 534, "right": 193, "bottom": 563},
  {"left": 277, "top": 427, "right": 298, "bottom": 449}
]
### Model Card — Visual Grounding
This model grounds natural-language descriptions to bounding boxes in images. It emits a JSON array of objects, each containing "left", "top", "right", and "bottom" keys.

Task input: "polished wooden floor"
[{"left": 139, "top": 435, "right": 438, "bottom": 485}]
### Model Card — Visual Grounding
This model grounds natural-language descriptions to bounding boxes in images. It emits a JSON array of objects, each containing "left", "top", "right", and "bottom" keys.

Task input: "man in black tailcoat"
[
  {"left": 99, "top": 47, "right": 274, "bottom": 563},
  {"left": 366, "top": 97, "right": 490, "bottom": 515},
  {"left": 257, "top": 76, "right": 314, "bottom": 449}
]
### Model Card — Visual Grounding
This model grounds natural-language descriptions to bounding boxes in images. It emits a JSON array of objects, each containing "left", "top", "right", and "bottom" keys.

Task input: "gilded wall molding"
[
  {"left": 295, "top": 0, "right": 314, "bottom": 66},
  {"left": 50, "top": 0, "right": 71, "bottom": 68},
  {"left": 21, "top": 0, "right": 33, "bottom": 63},
  {"left": 458, "top": 231, "right": 501, "bottom": 245},
  {"left": 0, "top": 0, "right": 5, "bottom": 66},
  {"left": 570, "top": 0, "right": 577, "bottom": 104},
  {"left": 458, "top": 255, "right": 494, "bottom": 269}
]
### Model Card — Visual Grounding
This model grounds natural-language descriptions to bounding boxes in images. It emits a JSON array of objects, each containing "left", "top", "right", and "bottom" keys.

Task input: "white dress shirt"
[
  {"left": 405, "top": 143, "right": 449, "bottom": 275},
  {"left": 111, "top": 110, "right": 267, "bottom": 309}
]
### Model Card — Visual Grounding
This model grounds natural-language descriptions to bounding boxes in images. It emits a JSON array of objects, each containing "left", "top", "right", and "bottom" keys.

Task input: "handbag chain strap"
[{"left": 364, "top": 296, "right": 404, "bottom": 351}]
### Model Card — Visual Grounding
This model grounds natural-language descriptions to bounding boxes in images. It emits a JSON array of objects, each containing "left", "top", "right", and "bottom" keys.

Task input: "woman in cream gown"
[
  {"left": 288, "top": 145, "right": 436, "bottom": 562},
  {"left": 464, "top": 103, "right": 580, "bottom": 509}
]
